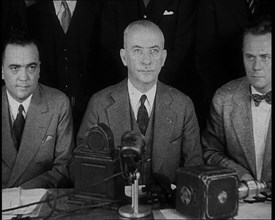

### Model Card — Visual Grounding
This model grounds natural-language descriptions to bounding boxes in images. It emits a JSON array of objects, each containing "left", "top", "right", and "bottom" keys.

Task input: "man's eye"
[
  {"left": 246, "top": 55, "right": 255, "bottom": 61},
  {"left": 133, "top": 49, "right": 142, "bottom": 54},
  {"left": 261, "top": 55, "right": 271, "bottom": 61},
  {"left": 151, "top": 49, "right": 159, "bottom": 55},
  {"left": 10, "top": 66, "right": 19, "bottom": 71},
  {"left": 27, "top": 65, "right": 37, "bottom": 72}
]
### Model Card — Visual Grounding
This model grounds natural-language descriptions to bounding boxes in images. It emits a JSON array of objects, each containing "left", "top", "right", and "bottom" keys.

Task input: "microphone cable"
[{"left": 2, "top": 171, "right": 124, "bottom": 219}]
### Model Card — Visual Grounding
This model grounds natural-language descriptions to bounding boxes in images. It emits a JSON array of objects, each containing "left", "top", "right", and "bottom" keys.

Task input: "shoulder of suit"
[
  {"left": 91, "top": 80, "right": 126, "bottom": 98},
  {"left": 158, "top": 81, "right": 190, "bottom": 99},
  {"left": 39, "top": 84, "right": 69, "bottom": 103},
  {"left": 214, "top": 76, "right": 247, "bottom": 101}
]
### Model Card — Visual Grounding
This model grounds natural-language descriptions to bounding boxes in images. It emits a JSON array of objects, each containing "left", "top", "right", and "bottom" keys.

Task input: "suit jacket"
[
  {"left": 195, "top": 0, "right": 272, "bottom": 127},
  {"left": 27, "top": 0, "right": 104, "bottom": 131},
  {"left": 2, "top": 84, "right": 74, "bottom": 189},
  {"left": 201, "top": 77, "right": 271, "bottom": 187},
  {"left": 76, "top": 80, "right": 203, "bottom": 183},
  {"left": 100, "top": 0, "right": 199, "bottom": 91}
]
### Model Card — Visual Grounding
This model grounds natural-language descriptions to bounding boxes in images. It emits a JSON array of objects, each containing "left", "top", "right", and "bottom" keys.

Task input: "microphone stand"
[{"left": 118, "top": 170, "right": 151, "bottom": 218}]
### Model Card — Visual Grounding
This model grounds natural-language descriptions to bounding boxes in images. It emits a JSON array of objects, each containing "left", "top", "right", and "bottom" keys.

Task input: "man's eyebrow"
[
  {"left": 131, "top": 45, "right": 160, "bottom": 49},
  {"left": 8, "top": 62, "right": 38, "bottom": 67},
  {"left": 8, "top": 64, "right": 21, "bottom": 68},
  {"left": 26, "top": 62, "right": 38, "bottom": 66}
]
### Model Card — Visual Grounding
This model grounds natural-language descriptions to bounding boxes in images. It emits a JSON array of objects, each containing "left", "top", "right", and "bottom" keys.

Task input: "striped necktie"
[
  {"left": 61, "top": 0, "right": 71, "bottom": 33},
  {"left": 247, "top": 0, "right": 257, "bottom": 14}
]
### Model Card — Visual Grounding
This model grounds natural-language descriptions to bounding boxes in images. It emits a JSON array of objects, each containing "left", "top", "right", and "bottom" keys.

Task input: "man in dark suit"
[
  {"left": 100, "top": 0, "right": 201, "bottom": 115},
  {"left": 195, "top": 0, "right": 272, "bottom": 129},
  {"left": 202, "top": 17, "right": 271, "bottom": 189},
  {"left": 27, "top": 0, "right": 104, "bottom": 137},
  {"left": 77, "top": 20, "right": 203, "bottom": 185},
  {"left": 2, "top": 30, "right": 74, "bottom": 189}
]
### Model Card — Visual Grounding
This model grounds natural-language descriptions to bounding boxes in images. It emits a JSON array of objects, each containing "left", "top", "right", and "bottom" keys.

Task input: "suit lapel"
[
  {"left": 46, "top": 1, "right": 66, "bottom": 35},
  {"left": 2, "top": 88, "right": 17, "bottom": 169},
  {"left": 8, "top": 85, "right": 52, "bottom": 186},
  {"left": 232, "top": 79, "right": 256, "bottom": 177},
  {"left": 107, "top": 80, "right": 132, "bottom": 147},
  {"left": 152, "top": 82, "right": 176, "bottom": 173},
  {"left": 261, "top": 116, "right": 271, "bottom": 182}
]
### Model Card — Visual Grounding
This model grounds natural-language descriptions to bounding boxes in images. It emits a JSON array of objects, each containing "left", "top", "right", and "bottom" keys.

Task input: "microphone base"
[{"left": 118, "top": 204, "right": 151, "bottom": 218}]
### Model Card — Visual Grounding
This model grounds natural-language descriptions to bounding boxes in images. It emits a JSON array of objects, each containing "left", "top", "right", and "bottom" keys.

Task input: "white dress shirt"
[
  {"left": 6, "top": 91, "right": 32, "bottom": 124},
  {"left": 128, "top": 80, "right": 156, "bottom": 120},
  {"left": 251, "top": 86, "right": 271, "bottom": 180}
]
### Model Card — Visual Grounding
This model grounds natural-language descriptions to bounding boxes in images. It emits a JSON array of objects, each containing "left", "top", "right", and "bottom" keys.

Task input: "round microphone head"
[{"left": 120, "top": 130, "right": 146, "bottom": 160}]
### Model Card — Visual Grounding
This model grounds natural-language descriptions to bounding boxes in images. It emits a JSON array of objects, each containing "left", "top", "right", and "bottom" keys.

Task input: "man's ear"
[
  {"left": 161, "top": 49, "right": 167, "bottom": 67},
  {"left": 120, "top": 48, "right": 127, "bottom": 67},
  {"left": 2, "top": 66, "right": 4, "bottom": 80}
]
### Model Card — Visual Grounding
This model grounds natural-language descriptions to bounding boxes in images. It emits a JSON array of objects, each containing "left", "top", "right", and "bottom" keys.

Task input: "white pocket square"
[
  {"left": 163, "top": 10, "right": 174, "bottom": 15},
  {"left": 43, "top": 135, "right": 53, "bottom": 142}
]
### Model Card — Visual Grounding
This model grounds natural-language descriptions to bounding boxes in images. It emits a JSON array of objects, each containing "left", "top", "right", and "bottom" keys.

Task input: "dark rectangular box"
[{"left": 176, "top": 165, "right": 239, "bottom": 219}]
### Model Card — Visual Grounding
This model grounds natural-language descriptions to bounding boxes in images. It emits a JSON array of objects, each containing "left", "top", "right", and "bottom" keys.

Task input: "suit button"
[{"left": 143, "top": 15, "right": 147, "bottom": 18}]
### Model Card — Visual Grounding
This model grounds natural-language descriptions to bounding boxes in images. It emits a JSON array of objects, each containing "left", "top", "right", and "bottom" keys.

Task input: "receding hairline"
[{"left": 123, "top": 20, "right": 165, "bottom": 48}]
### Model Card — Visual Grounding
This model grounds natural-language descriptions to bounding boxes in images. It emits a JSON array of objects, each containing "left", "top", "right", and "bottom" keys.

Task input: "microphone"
[
  {"left": 118, "top": 131, "right": 151, "bottom": 218},
  {"left": 119, "top": 131, "right": 145, "bottom": 179}
]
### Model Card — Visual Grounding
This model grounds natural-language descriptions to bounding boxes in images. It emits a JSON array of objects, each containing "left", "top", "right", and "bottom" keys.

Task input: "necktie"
[
  {"left": 247, "top": 0, "right": 257, "bottom": 14},
  {"left": 143, "top": 0, "right": 150, "bottom": 7},
  {"left": 251, "top": 91, "right": 272, "bottom": 107},
  {"left": 61, "top": 0, "right": 71, "bottom": 33},
  {"left": 13, "top": 104, "right": 25, "bottom": 150},
  {"left": 137, "top": 95, "right": 149, "bottom": 135}
]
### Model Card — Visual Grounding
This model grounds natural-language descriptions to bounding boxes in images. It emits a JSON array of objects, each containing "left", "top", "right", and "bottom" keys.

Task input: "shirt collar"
[
  {"left": 53, "top": 0, "right": 77, "bottom": 16},
  {"left": 251, "top": 85, "right": 263, "bottom": 95},
  {"left": 127, "top": 79, "right": 156, "bottom": 108},
  {"left": 6, "top": 91, "right": 33, "bottom": 118}
]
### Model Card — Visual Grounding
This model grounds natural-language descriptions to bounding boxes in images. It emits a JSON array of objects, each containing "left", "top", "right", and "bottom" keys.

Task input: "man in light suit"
[
  {"left": 2, "top": 30, "right": 74, "bottom": 189},
  {"left": 77, "top": 20, "right": 203, "bottom": 185},
  {"left": 195, "top": 0, "right": 272, "bottom": 129},
  {"left": 202, "top": 16, "right": 271, "bottom": 189}
]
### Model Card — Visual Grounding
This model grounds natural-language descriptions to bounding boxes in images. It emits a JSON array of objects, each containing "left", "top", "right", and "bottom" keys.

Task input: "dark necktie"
[
  {"left": 13, "top": 104, "right": 25, "bottom": 150},
  {"left": 251, "top": 91, "right": 272, "bottom": 107},
  {"left": 247, "top": 0, "right": 257, "bottom": 14},
  {"left": 137, "top": 95, "right": 149, "bottom": 136},
  {"left": 61, "top": 0, "right": 71, "bottom": 33}
]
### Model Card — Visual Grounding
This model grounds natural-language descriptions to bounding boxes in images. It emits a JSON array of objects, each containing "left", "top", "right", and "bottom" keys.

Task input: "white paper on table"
[
  {"left": 2, "top": 187, "right": 47, "bottom": 219},
  {"left": 159, "top": 209, "right": 188, "bottom": 219}
]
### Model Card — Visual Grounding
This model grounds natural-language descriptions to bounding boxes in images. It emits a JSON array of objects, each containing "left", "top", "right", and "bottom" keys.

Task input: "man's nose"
[
  {"left": 18, "top": 67, "right": 28, "bottom": 80},
  {"left": 141, "top": 51, "right": 152, "bottom": 65},
  {"left": 253, "top": 57, "right": 262, "bottom": 70}
]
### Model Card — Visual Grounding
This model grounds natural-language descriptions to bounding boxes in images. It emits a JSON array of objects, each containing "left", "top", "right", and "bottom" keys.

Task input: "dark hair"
[
  {"left": 2, "top": 29, "right": 40, "bottom": 62},
  {"left": 243, "top": 15, "right": 272, "bottom": 44}
]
